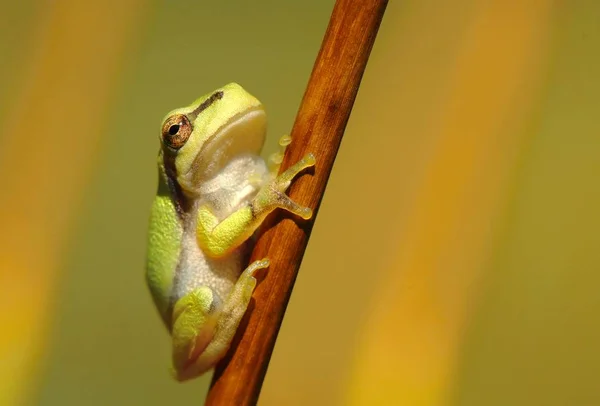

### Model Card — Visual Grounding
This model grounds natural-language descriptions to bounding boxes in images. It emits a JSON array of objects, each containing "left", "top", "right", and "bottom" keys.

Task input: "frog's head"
[{"left": 159, "top": 82, "right": 267, "bottom": 193}]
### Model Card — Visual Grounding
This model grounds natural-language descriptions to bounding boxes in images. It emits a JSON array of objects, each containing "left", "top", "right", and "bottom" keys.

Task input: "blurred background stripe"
[
  {"left": 453, "top": 2, "right": 600, "bottom": 404},
  {"left": 346, "top": 1, "right": 554, "bottom": 404},
  {"left": 0, "top": 1, "right": 146, "bottom": 405}
]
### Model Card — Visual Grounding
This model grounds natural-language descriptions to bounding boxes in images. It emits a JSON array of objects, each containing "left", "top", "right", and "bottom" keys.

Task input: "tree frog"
[{"left": 145, "top": 83, "right": 315, "bottom": 381}]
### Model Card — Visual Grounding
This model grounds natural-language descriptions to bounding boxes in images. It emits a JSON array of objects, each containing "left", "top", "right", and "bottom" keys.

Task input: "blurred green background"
[{"left": 1, "top": 1, "right": 599, "bottom": 405}]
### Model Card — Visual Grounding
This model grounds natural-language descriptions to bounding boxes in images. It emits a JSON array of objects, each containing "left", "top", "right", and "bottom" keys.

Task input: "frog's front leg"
[
  {"left": 196, "top": 153, "right": 316, "bottom": 258},
  {"left": 172, "top": 259, "right": 270, "bottom": 381}
]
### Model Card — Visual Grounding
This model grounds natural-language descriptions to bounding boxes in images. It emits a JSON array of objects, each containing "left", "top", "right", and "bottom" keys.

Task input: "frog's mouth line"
[{"left": 182, "top": 107, "right": 267, "bottom": 187}]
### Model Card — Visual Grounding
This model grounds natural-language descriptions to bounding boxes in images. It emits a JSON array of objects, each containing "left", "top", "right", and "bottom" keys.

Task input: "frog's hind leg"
[
  {"left": 268, "top": 134, "right": 293, "bottom": 175},
  {"left": 170, "top": 286, "right": 218, "bottom": 380},
  {"left": 173, "top": 258, "right": 270, "bottom": 381}
]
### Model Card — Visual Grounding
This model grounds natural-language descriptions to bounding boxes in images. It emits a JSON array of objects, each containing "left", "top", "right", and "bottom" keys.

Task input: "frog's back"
[{"left": 146, "top": 191, "right": 183, "bottom": 327}]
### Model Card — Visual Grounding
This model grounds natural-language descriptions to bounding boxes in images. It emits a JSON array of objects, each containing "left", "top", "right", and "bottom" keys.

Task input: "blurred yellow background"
[{"left": 1, "top": 0, "right": 599, "bottom": 405}]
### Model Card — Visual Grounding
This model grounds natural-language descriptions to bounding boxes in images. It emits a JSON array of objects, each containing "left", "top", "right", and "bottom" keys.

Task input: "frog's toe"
[
  {"left": 277, "top": 193, "right": 313, "bottom": 220},
  {"left": 268, "top": 151, "right": 284, "bottom": 174},
  {"left": 245, "top": 258, "right": 270, "bottom": 277},
  {"left": 276, "top": 152, "right": 316, "bottom": 185},
  {"left": 279, "top": 134, "right": 292, "bottom": 148},
  {"left": 268, "top": 134, "right": 294, "bottom": 175}
]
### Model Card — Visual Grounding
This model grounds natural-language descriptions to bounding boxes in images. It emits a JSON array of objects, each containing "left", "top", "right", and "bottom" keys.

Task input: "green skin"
[{"left": 146, "top": 83, "right": 315, "bottom": 381}]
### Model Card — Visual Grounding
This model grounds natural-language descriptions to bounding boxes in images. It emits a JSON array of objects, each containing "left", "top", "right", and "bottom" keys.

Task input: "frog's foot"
[
  {"left": 225, "top": 258, "right": 270, "bottom": 312},
  {"left": 213, "top": 258, "right": 270, "bottom": 347},
  {"left": 268, "top": 134, "right": 293, "bottom": 175},
  {"left": 253, "top": 153, "right": 316, "bottom": 220},
  {"left": 173, "top": 258, "right": 269, "bottom": 381}
]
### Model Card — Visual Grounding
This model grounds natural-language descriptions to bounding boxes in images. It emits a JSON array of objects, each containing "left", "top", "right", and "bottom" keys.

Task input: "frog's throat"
[{"left": 179, "top": 108, "right": 267, "bottom": 193}]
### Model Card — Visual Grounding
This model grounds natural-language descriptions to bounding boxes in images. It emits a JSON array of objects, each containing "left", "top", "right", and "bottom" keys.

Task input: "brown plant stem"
[{"left": 205, "top": 0, "right": 388, "bottom": 404}]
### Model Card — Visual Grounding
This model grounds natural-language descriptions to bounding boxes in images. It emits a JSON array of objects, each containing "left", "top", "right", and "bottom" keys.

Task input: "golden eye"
[{"left": 161, "top": 114, "right": 192, "bottom": 149}]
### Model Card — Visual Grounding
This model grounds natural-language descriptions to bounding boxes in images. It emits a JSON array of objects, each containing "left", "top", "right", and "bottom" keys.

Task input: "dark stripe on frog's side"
[
  {"left": 161, "top": 151, "right": 186, "bottom": 217},
  {"left": 158, "top": 91, "right": 225, "bottom": 326}
]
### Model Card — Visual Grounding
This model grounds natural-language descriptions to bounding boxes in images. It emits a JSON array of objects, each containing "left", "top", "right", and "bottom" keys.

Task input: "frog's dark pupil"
[{"left": 169, "top": 124, "right": 180, "bottom": 135}]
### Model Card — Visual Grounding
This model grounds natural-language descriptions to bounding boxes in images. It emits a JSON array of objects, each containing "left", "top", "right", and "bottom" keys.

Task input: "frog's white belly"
[
  {"left": 172, "top": 226, "right": 245, "bottom": 306},
  {"left": 171, "top": 154, "right": 268, "bottom": 307}
]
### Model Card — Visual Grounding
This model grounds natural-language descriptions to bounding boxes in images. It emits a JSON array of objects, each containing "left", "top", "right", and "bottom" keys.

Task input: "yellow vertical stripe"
[
  {"left": 347, "top": 1, "right": 554, "bottom": 405},
  {"left": 0, "top": 1, "right": 146, "bottom": 405}
]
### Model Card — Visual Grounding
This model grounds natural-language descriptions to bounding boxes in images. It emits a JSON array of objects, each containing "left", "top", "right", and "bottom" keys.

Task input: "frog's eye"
[{"left": 162, "top": 114, "right": 192, "bottom": 149}]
